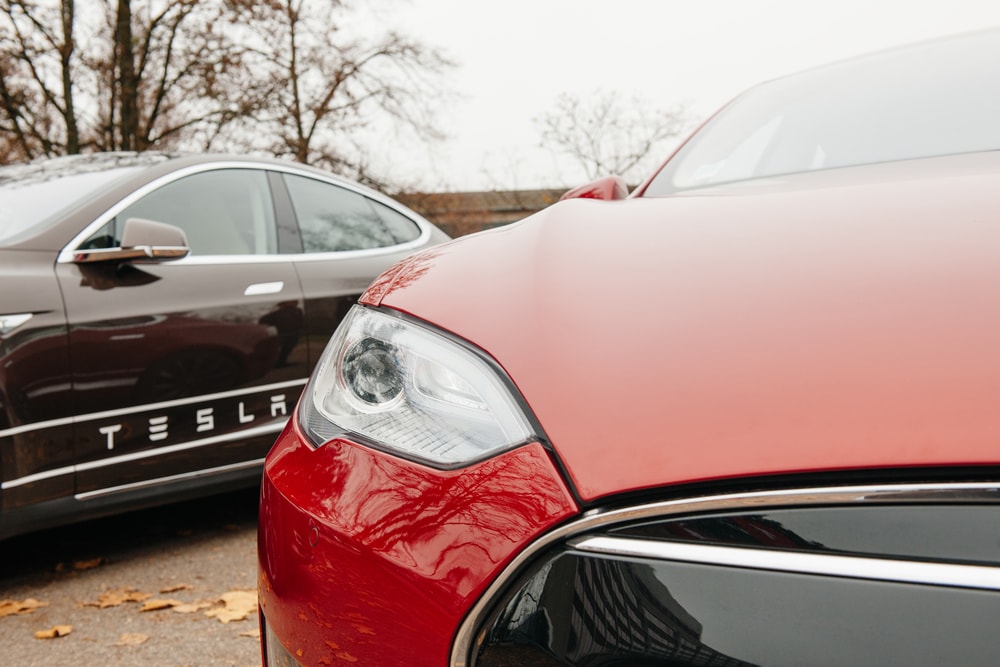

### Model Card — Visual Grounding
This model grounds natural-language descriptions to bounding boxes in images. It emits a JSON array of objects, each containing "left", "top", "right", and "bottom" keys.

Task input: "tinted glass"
[
  {"left": 477, "top": 503, "right": 1000, "bottom": 666},
  {"left": 101, "top": 169, "right": 277, "bottom": 255},
  {"left": 283, "top": 173, "right": 401, "bottom": 252},
  {"left": 645, "top": 29, "right": 1000, "bottom": 195},
  {"left": 614, "top": 505, "right": 1000, "bottom": 565},
  {"left": 373, "top": 201, "right": 421, "bottom": 244},
  {"left": 480, "top": 552, "right": 1000, "bottom": 666}
]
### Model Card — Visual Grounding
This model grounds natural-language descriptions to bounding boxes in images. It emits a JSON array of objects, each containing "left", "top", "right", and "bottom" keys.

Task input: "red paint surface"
[
  {"left": 258, "top": 420, "right": 577, "bottom": 666},
  {"left": 366, "top": 153, "right": 1000, "bottom": 500}
]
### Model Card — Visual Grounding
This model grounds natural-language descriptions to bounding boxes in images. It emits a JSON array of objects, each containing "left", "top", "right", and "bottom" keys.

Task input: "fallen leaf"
[
  {"left": 140, "top": 598, "right": 182, "bottom": 612},
  {"left": 238, "top": 628, "right": 261, "bottom": 639},
  {"left": 35, "top": 625, "right": 73, "bottom": 639},
  {"left": 115, "top": 633, "right": 149, "bottom": 646},
  {"left": 204, "top": 590, "right": 257, "bottom": 624},
  {"left": 0, "top": 599, "right": 48, "bottom": 618},
  {"left": 73, "top": 558, "right": 105, "bottom": 571},
  {"left": 84, "top": 588, "right": 151, "bottom": 609},
  {"left": 159, "top": 584, "right": 192, "bottom": 594},
  {"left": 172, "top": 601, "right": 213, "bottom": 614}
]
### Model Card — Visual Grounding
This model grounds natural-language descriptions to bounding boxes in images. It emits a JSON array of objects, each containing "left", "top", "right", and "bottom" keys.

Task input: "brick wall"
[{"left": 396, "top": 188, "right": 566, "bottom": 237}]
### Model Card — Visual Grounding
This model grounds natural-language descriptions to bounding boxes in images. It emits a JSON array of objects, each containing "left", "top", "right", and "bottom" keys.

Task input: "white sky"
[{"left": 370, "top": 0, "right": 1000, "bottom": 192}]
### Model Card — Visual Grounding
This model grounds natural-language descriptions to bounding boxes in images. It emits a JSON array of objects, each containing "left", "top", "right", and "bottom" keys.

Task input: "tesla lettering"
[
  {"left": 92, "top": 393, "right": 293, "bottom": 451},
  {"left": 197, "top": 408, "right": 215, "bottom": 432},
  {"left": 149, "top": 416, "right": 168, "bottom": 441},
  {"left": 99, "top": 424, "right": 122, "bottom": 450},
  {"left": 270, "top": 395, "right": 287, "bottom": 417}
]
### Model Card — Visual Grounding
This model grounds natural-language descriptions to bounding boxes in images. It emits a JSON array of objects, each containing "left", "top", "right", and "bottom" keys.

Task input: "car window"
[
  {"left": 282, "top": 173, "right": 417, "bottom": 252},
  {"left": 372, "top": 200, "right": 421, "bottom": 244},
  {"left": 0, "top": 167, "right": 146, "bottom": 244},
  {"left": 646, "top": 29, "right": 1000, "bottom": 195},
  {"left": 81, "top": 169, "right": 278, "bottom": 256}
]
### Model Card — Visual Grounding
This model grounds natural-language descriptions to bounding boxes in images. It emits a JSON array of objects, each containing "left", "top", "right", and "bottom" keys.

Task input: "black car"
[{"left": 0, "top": 152, "right": 449, "bottom": 539}]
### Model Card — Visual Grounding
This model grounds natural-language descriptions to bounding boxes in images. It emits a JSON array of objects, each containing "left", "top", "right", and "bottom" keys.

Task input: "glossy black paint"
[{"left": 0, "top": 153, "right": 448, "bottom": 539}]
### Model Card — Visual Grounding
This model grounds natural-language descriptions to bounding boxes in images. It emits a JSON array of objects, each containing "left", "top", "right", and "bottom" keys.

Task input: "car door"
[{"left": 55, "top": 166, "right": 308, "bottom": 500}]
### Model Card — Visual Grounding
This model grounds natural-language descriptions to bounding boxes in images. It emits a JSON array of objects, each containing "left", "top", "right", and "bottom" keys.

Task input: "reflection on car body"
[
  {"left": 257, "top": 29, "right": 1000, "bottom": 667},
  {"left": 0, "top": 152, "right": 449, "bottom": 539}
]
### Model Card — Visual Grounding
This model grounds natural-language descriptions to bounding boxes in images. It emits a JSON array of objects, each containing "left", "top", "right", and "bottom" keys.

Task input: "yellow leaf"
[
  {"left": 0, "top": 599, "right": 48, "bottom": 618},
  {"left": 35, "top": 625, "right": 73, "bottom": 639},
  {"left": 140, "top": 598, "right": 182, "bottom": 612},
  {"left": 159, "top": 583, "right": 192, "bottom": 594},
  {"left": 204, "top": 590, "right": 257, "bottom": 624},
  {"left": 172, "top": 601, "right": 213, "bottom": 614},
  {"left": 84, "top": 588, "right": 151, "bottom": 609},
  {"left": 115, "top": 633, "right": 149, "bottom": 646}
]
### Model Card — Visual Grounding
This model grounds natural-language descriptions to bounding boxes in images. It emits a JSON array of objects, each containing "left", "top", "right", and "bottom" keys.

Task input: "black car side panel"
[
  {"left": 55, "top": 259, "right": 308, "bottom": 498},
  {"left": 0, "top": 249, "right": 74, "bottom": 516}
]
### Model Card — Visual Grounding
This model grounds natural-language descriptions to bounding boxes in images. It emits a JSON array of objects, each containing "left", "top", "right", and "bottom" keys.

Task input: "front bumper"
[
  {"left": 261, "top": 614, "right": 304, "bottom": 667},
  {"left": 257, "top": 420, "right": 577, "bottom": 666}
]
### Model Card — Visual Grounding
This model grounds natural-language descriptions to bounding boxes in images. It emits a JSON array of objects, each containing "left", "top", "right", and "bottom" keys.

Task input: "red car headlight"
[{"left": 300, "top": 305, "right": 538, "bottom": 468}]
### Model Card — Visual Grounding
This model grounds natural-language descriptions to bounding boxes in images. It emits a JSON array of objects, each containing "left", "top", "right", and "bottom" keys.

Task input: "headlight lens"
[{"left": 300, "top": 306, "right": 537, "bottom": 467}]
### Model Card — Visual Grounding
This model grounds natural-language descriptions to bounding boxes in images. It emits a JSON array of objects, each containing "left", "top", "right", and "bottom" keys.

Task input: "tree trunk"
[
  {"left": 115, "top": 0, "right": 138, "bottom": 150},
  {"left": 60, "top": 0, "right": 79, "bottom": 153}
]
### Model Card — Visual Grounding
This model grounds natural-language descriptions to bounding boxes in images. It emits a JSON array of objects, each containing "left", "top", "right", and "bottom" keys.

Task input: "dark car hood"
[{"left": 366, "top": 152, "right": 1000, "bottom": 501}]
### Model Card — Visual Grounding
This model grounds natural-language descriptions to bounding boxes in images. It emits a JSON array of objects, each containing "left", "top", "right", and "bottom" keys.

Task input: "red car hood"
[{"left": 365, "top": 153, "right": 1000, "bottom": 501}]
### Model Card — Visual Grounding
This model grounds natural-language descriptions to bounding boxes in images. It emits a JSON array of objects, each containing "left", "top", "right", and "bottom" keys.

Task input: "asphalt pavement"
[{"left": 0, "top": 487, "right": 262, "bottom": 667}]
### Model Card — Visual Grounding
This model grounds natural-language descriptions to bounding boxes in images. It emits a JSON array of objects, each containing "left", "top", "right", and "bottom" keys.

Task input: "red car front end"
[
  {"left": 259, "top": 29, "right": 1000, "bottom": 667},
  {"left": 259, "top": 423, "right": 576, "bottom": 664}
]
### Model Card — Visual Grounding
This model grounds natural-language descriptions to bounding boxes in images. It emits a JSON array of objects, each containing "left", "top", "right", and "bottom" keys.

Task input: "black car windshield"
[
  {"left": 0, "top": 153, "right": 167, "bottom": 244},
  {"left": 644, "top": 28, "right": 1000, "bottom": 196}
]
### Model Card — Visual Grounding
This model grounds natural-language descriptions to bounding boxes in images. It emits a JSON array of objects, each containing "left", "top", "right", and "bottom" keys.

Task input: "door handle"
[{"left": 244, "top": 281, "right": 284, "bottom": 296}]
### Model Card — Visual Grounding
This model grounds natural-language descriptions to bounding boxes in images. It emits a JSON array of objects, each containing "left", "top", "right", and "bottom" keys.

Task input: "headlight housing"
[{"left": 300, "top": 306, "right": 538, "bottom": 468}]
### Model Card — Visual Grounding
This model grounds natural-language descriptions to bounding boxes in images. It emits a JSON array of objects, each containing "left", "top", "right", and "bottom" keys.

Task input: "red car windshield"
[{"left": 644, "top": 29, "right": 1000, "bottom": 196}]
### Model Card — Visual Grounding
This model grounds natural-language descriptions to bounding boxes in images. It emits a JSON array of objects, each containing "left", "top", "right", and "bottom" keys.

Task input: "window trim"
[
  {"left": 451, "top": 480, "right": 1000, "bottom": 667},
  {"left": 56, "top": 161, "right": 437, "bottom": 265}
]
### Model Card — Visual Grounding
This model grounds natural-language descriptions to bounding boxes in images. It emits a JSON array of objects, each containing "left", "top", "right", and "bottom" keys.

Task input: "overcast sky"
[{"left": 370, "top": 0, "right": 1000, "bottom": 192}]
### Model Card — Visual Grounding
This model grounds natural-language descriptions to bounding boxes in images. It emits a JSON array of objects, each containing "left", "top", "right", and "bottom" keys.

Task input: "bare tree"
[
  {"left": 1, "top": 0, "right": 451, "bottom": 188},
  {"left": 0, "top": 0, "right": 253, "bottom": 158},
  {"left": 94, "top": 0, "right": 255, "bottom": 152},
  {"left": 537, "top": 90, "right": 689, "bottom": 184},
  {"left": 0, "top": 0, "right": 78, "bottom": 157},
  {"left": 221, "top": 0, "right": 452, "bottom": 189}
]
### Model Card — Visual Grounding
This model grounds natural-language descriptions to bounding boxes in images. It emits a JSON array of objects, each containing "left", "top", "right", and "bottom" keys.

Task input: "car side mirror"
[
  {"left": 73, "top": 218, "right": 190, "bottom": 264},
  {"left": 560, "top": 175, "right": 629, "bottom": 202}
]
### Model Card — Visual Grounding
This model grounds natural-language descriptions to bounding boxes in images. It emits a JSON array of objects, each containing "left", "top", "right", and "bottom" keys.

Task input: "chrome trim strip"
[
  {"left": 0, "top": 466, "right": 76, "bottom": 490},
  {"left": 450, "top": 481, "right": 1000, "bottom": 667},
  {"left": 1, "top": 422, "right": 284, "bottom": 490},
  {"left": 0, "top": 416, "right": 75, "bottom": 439},
  {"left": 73, "top": 421, "right": 285, "bottom": 472},
  {"left": 570, "top": 535, "right": 1000, "bottom": 591},
  {"left": 0, "top": 379, "right": 306, "bottom": 438},
  {"left": 74, "top": 457, "right": 265, "bottom": 500}
]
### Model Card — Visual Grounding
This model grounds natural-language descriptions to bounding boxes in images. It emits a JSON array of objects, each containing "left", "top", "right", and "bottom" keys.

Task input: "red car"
[{"left": 258, "top": 29, "right": 1000, "bottom": 666}]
